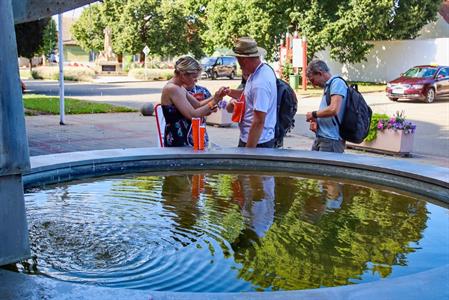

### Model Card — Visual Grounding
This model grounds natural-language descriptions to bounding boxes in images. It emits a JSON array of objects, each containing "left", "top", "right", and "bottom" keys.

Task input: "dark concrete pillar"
[
  {"left": 0, "top": 175, "right": 29, "bottom": 264},
  {"left": 0, "top": 0, "right": 98, "bottom": 266},
  {"left": 0, "top": 0, "right": 30, "bottom": 265}
]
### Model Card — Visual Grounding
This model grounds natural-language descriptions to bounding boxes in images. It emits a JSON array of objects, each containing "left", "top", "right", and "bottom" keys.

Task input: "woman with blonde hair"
[{"left": 161, "top": 56, "right": 227, "bottom": 147}]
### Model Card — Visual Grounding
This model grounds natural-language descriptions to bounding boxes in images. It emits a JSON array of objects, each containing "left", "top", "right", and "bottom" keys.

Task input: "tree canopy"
[
  {"left": 287, "top": 0, "right": 442, "bottom": 62},
  {"left": 39, "top": 19, "right": 58, "bottom": 59},
  {"left": 15, "top": 18, "right": 53, "bottom": 70},
  {"left": 121, "top": 173, "right": 429, "bottom": 290},
  {"left": 71, "top": 0, "right": 204, "bottom": 58},
  {"left": 71, "top": 0, "right": 441, "bottom": 63}
]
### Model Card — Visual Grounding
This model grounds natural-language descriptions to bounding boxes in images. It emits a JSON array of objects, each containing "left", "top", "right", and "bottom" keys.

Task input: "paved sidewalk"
[{"left": 25, "top": 112, "right": 448, "bottom": 168}]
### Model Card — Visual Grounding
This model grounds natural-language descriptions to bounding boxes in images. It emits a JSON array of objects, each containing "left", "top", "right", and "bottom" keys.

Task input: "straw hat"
[{"left": 231, "top": 37, "right": 266, "bottom": 57}]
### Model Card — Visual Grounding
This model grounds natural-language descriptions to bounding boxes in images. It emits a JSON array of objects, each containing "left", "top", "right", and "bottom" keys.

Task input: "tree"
[
  {"left": 114, "top": 0, "right": 190, "bottom": 57},
  {"left": 201, "top": 0, "right": 277, "bottom": 59},
  {"left": 71, "top": 3, "right": 106, "bottom": 53},
  {"left": 71, "top": 0, "right": 205, "bottom": 59},
  {"left": 203, "top": 0, "right": 441, "bottom": 63},
  {"left": 39, "top": 19, "right": 58, "bottom": 63},
  {"left": 15, "top": 18, "right": 50, "bottom": 72},
  {"left": 287, "top": 0, "right": 442, "bottom": 63},
  {"left": 71, "top": 0, "right": 441, "bottom": 64},
  {"left": 183, "top": 0, "right": 211, "bottom": 58}
]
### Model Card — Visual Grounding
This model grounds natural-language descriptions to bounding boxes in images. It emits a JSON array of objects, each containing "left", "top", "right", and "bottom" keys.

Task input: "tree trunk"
[{"left": 28, "top": 58, "right": 33, "bottom": 74}]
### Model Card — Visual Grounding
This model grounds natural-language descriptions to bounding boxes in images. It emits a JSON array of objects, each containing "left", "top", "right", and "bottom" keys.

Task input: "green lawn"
[
  {"left": 296, "top": 82, "right": 386, "bottom": 97},
  {"left": 20, "top": 69, "right": 32, "bottom": 79},
  {"left": 23, "top": 94, "right": 136, "bottom": 115}
]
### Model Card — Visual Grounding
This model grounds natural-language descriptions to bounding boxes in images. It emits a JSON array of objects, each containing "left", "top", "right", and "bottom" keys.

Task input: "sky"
[{"left": 53, "top": 5, "right": 85, "bottom": 29}]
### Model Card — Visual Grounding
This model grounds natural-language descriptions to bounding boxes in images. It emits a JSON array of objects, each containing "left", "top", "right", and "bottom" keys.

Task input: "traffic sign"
[{"left": 143, "top": 45, "right": 150, "bottom": 56}]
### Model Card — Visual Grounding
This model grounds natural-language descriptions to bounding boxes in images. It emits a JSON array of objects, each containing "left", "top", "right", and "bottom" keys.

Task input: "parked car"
[
  {"left": 201, "top": 56, "right": 237, "bottom": 80},
  {"left": 386, "top": 65, "right": 449, "bottom": 103}
]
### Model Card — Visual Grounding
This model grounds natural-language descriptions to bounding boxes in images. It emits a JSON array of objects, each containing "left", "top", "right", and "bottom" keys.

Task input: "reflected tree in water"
[
  {"left": 230, "top": 178, "right": 428, "bottom": 290},
  {"left": 117, "top": 173, "right": 428, "bottom": 290}
]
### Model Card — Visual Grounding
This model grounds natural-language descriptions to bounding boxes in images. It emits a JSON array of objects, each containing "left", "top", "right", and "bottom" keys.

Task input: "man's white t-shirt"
[{"left": 239, "top": 63, "right": 277, "bottom": 144}]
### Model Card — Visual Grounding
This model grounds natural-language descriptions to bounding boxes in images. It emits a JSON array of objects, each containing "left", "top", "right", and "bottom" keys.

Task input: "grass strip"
[{"left": 23, "top": 94, "right": 136, "bottom": 115}]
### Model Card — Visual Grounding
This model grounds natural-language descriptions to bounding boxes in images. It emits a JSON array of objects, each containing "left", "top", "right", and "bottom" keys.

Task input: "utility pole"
[{"left": 58, "top": 14, "right": 65, "bottom": 125}]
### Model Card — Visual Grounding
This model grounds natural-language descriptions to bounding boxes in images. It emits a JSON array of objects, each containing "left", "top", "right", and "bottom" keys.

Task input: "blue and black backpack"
[
  {"left": 326, "top": 76, "right": 372, "bottom": 144},
  {"left": 265, "top": 64, "right": 298, "bottom": 148}
]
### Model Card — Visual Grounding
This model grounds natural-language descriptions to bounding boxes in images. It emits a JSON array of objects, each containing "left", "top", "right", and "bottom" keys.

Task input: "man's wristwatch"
[{"left": 312, "top": 111, "right": 318, "bottom": 119}]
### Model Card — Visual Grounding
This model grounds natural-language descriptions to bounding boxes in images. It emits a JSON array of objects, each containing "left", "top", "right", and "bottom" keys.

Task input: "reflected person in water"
[
  {"left": 231, "top": 174, "right": 275, "bottom": 252},
  {"left": 161, "top": 175, "right": 201, "bottom": 233}
]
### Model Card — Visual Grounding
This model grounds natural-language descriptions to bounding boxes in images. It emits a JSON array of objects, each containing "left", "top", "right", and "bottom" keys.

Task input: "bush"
[
  {"left": 281, "top": 63, "right": 293, "bottom": 80},
  {"left": 31, "top": 70, "right": 43, "bottom": 79},
  {"left": 365, "top": 113, "right": 389, "bottom": 142},
  {"left": 31, "top": 66, "right": 96, "bottom": 81},
  {"left": 122, "top": 55, "right": 134, "bottom": 72},
  {"left": 128, "top": 68, "right": 174, "bottom": 81}
]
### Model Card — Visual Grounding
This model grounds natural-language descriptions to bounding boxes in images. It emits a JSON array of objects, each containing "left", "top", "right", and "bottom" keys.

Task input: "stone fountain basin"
[{"left": 1, "top": 147, "right": 448, "bottom": 300}]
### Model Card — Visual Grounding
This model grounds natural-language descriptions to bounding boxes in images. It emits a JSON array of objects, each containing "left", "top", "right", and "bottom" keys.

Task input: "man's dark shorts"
[
  {"left": 312, "top": 137, "right": 345, "bottom": 153},
  {"left": 238, "top": 139, "right": 275, "bottom": 148}
]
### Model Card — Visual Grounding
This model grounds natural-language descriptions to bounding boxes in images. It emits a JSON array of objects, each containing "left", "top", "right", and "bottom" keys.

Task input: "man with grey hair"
[{"left": 305, "top": 60, "right": 347, "bottom": 153}]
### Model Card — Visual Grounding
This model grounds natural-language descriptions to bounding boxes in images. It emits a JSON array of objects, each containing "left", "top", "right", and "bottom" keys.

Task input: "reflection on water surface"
[{"left": 15, "top": 172, "right": 449, "bottom": 292}]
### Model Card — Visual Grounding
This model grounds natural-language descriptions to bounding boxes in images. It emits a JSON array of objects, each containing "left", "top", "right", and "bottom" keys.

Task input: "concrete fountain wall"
[{"left": 1, "top": 148, "right": 448, "bottom": 299}]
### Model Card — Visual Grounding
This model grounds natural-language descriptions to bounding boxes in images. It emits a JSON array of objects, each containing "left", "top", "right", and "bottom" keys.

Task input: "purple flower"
[{"left": 376, "top": 111, "right": 417, "bottom": 135}]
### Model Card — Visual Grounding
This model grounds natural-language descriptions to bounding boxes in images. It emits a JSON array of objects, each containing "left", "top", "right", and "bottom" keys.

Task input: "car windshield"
[
  {"left": 200, "top": 57, "right": 216, "bottom": 66},
  {"left": 403, "top": 67, "right": 438, "bottom": 78}
]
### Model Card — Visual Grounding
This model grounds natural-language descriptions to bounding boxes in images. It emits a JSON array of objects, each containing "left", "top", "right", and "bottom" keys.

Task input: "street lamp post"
[{"left": 58, "top": 13, "right": 65, "bottom": 125}]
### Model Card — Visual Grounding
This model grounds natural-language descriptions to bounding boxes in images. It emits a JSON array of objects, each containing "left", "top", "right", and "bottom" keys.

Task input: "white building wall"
[
  {"left": 316, "top": 38, "right": 449, "bottom": 82},
  {"left": 316, "top": 14, "right": 449, "bottom": 83}
]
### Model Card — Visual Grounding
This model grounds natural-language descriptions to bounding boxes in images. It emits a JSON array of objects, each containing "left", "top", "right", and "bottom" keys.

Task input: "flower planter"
[{"left": 347, "top": 130, "right": 414, "bottom": 156}]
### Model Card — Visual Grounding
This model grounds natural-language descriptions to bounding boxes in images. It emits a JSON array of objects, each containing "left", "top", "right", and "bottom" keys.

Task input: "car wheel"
[
  {"left": 388, "top": 97, "right": 398, "bottom": 101},
  {"left": 229, "top": 71, "right": 235, "bottom": 80},
  {"left": 211, "top": 71, "right": 218, "bottom": 80},
  {"left": 425, "top": 88, "right": 435, "bottom": 103}
]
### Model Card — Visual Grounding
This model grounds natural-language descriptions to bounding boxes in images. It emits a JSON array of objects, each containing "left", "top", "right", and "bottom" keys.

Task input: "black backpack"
[
  {"left": 326, "top": 76, "right": 372, "bottom": 144},
  {"left": 265, "top": 64, "right": 298, "bottom": 148}
]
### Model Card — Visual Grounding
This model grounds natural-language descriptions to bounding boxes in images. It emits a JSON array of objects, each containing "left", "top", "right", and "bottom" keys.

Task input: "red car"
[{"left": 386, "top": 65, "right": 449, "bottom": 103}]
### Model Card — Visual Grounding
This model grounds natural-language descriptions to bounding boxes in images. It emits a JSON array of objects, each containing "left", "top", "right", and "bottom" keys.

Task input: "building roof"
[{"left": 61, "top": 16, "right": 78, "bottom": 45}]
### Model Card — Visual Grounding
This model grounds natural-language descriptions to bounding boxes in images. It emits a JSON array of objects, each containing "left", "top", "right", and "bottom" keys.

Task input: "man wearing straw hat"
[{"left": 225, "top": 37, "right": 277, "bottom": 148}]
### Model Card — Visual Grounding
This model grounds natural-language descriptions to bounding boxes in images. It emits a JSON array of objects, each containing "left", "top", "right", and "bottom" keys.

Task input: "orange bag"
[
  {"left": 199, "top": 125, "right": 206, "bottom": 150},
  {"left": 231, "top": 93, "right": 245, "bottom": 123},
  {"left": 192, "top": 118, "right": 200, "bottom": 150}
]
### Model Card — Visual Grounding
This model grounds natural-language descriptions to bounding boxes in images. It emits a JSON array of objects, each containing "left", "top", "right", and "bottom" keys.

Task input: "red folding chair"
[{"left": 154, "top": 104, "right": 165, "bottom": 147}]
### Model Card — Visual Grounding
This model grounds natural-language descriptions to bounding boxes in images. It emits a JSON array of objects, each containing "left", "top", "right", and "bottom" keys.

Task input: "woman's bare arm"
[{"left": 167, "top": 85, "right": 212, "bottom": 119}]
